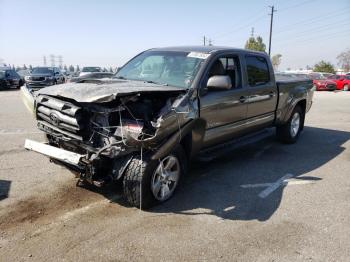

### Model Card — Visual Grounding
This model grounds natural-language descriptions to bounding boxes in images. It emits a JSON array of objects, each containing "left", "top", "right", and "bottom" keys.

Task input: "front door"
[{"left": 200, "top": 55, "right": 248, "bottom": 147}]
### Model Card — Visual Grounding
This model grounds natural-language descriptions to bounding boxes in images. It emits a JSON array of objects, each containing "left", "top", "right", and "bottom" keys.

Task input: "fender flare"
[{"left": 151, "top": 118, "right": 206, "bottom": 160}]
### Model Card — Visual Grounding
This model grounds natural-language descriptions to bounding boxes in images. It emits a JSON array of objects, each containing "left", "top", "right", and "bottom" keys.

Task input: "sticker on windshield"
[{"left": 187, "top": 52, "right": 210, "bottom": 59}]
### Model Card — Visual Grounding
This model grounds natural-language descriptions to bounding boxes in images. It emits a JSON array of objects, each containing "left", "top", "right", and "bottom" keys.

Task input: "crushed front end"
[{"left": 25, "top": 87, "right": 197, "bottom": 186}]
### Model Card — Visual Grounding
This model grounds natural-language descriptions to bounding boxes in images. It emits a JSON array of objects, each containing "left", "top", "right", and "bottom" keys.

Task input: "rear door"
[{"left": 244, "top": 55, "right": 277, "bottom": 127}]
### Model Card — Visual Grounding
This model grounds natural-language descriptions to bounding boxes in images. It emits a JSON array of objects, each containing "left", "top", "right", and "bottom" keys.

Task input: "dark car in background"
[
  {"left": 0, "top": 69, "right": 24, "bottom": 89},
  {"left": 25, "top": 67, "right": 65, "bottom": 90},
  {"left": 79, "top": 66, "right": 102, "bottom": 77},
  {"left": 68, "top": 72, "right": 114, "bottom": 82}
]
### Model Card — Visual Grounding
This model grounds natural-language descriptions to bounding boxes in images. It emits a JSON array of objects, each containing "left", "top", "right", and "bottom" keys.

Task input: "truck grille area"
[
  {"left": 36, "top": 95, "right": 87, "bottom": 140},
  {"left": 32, "top": 76, "right": 46, "bottom": 81}
]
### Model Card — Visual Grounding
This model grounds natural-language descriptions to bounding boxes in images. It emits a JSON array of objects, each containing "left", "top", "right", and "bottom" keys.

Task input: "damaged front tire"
[{"left": 123, "top": 145, "right": 187, "bottom": 209}]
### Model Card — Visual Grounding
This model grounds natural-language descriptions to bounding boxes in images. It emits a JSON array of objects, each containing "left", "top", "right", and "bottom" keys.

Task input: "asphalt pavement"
[{"left": 0, "top": 89, "right": 349, "bottom": 261}]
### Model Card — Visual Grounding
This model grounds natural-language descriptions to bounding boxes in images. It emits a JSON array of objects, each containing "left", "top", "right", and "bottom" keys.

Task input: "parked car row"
[
  {"left": 277, "top": 72, "right": 350, "bottom": 91},
  {"left": 0, "top": 69, "right": 24, "bottom": 89},
  {"left": 0, "top": 65, "right": 115, "bottom": 91}
]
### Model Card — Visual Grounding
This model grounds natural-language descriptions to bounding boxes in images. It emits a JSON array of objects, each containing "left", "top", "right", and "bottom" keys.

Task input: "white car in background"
[{"left": 79, "top": 66, "right": 102, "bottom": 77}]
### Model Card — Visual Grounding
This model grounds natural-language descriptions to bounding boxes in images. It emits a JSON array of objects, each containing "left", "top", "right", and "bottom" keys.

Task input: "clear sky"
[{"left": 0, "top": 0, "right": 349, "bottom": 70}]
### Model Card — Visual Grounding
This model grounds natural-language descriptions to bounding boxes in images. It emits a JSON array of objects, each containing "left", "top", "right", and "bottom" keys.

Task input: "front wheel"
[
  {"left": 122, "top": 145, "right": 187, "bottom": 209},
  {"left": 276, "top": 106, "right": 303, "bottom": 144},
  {"left": 343, "top": 84, "right": 349, "bottom": 91}
]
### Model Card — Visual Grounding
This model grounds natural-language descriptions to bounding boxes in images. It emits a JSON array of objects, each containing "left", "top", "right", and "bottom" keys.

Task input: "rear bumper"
[{"left": 24, "top": 139, "right": 85, "bottom": 166}]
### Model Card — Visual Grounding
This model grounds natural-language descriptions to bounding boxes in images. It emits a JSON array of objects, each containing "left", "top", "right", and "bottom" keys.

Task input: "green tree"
[
  {"left": 336, "top": 49, "right": 350, "bottom": 72},
  {"left": 109, "top": 66, "right": 113, "bottom": 73},
  {"left": 69, "top": 65, "right": 74, "bottom": 72},
  {"left": 29, "top": 65, "right": 33, "bottom": 70},
  {"left": 64, "top": 65, "right": 68, "bottom": 71},
  {"left": 313, "top": 61, "right": 335, "bottom": 74},
  {"left": 76, "top": 65, "right": 80, "bottom": 72},
  {"left": 244, "top": 36, "right": 266, "bottom": 52},
  {"left": 23, "top": 64, "right": 27, "bottom": 70},
  {"left": 271, "top": 54, "right": 282, "bottom": 71}
]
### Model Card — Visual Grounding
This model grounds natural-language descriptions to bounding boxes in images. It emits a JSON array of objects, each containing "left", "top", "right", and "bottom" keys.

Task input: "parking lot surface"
[{"left": 0, "top": 90, "right": 349, "bottom": 261}]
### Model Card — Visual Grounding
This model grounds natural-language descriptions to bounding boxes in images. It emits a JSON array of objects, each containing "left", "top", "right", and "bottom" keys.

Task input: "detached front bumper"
[{"left": 24, "top": 139, "right": 85, "bottom": 166}]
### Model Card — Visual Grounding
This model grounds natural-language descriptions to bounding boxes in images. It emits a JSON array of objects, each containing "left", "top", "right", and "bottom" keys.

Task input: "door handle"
[{"left": 239, "top": 96, "right": 247, "bottom": 103}]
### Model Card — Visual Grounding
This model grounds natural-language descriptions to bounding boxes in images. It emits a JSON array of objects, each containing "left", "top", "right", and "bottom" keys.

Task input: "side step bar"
[{"left": 24, "top": 139, "right": 84, "bottom": 166}]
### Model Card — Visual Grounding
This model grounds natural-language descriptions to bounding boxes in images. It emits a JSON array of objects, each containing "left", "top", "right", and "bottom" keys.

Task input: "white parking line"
[
  {"left": 240, "top": 174, "right": 317, "bottom": 199},
  {"left": 258, "top": 174, "right": 293, "bottom": 198},
  {"left": 0, "top": 129, "right": 41, "bottom": 135}
]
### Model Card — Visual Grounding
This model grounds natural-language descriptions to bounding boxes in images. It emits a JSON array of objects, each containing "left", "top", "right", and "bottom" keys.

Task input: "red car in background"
[
  {"left": 327, "top": 74, "right": 349, "bottom": 91},
  {"left": 309, "top": 72, "right": 337, "bottom": 91}
]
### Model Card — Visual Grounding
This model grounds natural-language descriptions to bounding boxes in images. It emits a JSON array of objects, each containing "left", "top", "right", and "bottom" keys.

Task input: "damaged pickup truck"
[{"left": 24, "top": 46, "right": 314, "bottom": 208}]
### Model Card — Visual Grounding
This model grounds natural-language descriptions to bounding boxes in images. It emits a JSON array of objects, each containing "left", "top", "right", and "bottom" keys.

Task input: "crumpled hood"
[{"left": 36, "top": 79, "right": 186, "bottom": 103}]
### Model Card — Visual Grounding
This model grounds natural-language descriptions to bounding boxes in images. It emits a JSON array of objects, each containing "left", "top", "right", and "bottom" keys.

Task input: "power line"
[
  {"left": 212, "top": 10, "right": 267, "bottom": 40},
  {"left": 272, "top": 7, "right": 350, "bottom": 33},
  {"left": 273, "top": 27, "right": 350, "bottom": 47},
  {"left": 273, "top": 20, "right": 350, "bottom": 39},
  {"left": 278, "top": 0, "right": 316, "bottom": 12}
]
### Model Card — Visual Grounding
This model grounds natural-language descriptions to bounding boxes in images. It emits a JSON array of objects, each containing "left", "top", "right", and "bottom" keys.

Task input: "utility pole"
[
  {"left": 208, "top": 38, "right": 213, "bottom": 46},
  {"left": 268, "top": 5, "right": 277, "bottom": 56},
  {"left": 43, "top": 56, "right": 47, "bottom": 66},
  {"left": 203, "top": 35, "right": 206, "bottom": 46},
  {"left": 250, "top": 27, "right": 254, "bottom": 38},
  {"left": 50, "top": 54, "right": 55, "bottom": 67},
  {"left": 58, "top": 55, "right": 63, "bottom": 68}
]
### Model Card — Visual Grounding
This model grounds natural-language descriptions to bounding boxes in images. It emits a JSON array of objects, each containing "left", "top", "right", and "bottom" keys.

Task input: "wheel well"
[
  {"left": 180, "top": 133, "right": 192, "bottom": 160},
  {"left": 296, "top": 100, "right": 306, "bottom": 129},
  {"left": 296, "top": 100, "right": 306, "bottom": 115}
]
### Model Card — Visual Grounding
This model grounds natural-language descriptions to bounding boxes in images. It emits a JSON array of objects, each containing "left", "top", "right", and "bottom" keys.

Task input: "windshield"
[
  {"left": 115, "top": 51, "right": 204, "bottom": 88},
  {"left": 0, "top": 71, "right": 5, "bottom": 79},
  {"left": 32, "top": 67, "right": 54, "bottom": 74},
  {"left": 82, "top": 67, "right": 101, "bottom": 72}
]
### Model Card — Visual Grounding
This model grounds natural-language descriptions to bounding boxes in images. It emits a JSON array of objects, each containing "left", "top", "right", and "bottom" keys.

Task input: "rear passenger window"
[{"left": 246, "top": 55, "right": 270, "bottom": 86}]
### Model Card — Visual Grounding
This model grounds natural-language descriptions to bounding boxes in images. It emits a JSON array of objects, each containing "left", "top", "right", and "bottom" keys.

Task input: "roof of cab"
[{"left": 149, "top": 45, "right": 266, "bottom": 55}]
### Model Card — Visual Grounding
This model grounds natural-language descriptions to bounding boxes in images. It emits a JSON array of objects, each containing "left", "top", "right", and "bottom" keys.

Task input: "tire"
[
  {"left": 17, "top": 80, "right": 23, "bottom": 89},
  {"left": 123, "top": 145, "right": 187, "bottom": 209},
  {"left": 276, "top": 106, "right": 303, "bottom": 144},
  {"left": 343, "top": 84, "right": 349, "bottom": 91}
]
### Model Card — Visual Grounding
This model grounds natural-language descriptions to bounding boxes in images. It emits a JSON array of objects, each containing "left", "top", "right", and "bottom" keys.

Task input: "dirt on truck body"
[{"left": 24, "top": 46, "right": 314, "bottom": 208}]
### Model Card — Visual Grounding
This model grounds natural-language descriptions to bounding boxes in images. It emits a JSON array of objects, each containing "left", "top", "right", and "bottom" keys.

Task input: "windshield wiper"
[
  {"left": 144, "top": 80, "right": 168, "bottom": 86},
  {"left": 113, "top": 76, "right": 126, "bottom": 80}
]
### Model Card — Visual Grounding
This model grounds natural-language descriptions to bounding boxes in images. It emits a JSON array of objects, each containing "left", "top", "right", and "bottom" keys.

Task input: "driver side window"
[{"left": 208, "top": 56, "right": 241, "bottom": 89}]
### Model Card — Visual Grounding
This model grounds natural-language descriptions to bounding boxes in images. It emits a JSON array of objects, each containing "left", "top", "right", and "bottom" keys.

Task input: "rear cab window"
[{"left": 245, "top": 55, "right": 270, "bottom": 86}]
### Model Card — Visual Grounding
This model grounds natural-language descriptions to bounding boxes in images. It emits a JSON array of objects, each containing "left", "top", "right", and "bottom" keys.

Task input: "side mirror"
[{"left": 207, "top": 75, "right": 232, "bottom": 90}]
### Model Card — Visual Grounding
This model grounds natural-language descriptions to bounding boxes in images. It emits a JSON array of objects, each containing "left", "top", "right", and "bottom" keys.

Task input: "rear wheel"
[
  {"left": 276, "top": 106, "right": 303, "bottom": 144},
  {"left": 343, "top": 84, "right": 349, "bottom": 91},
  {"left": 123, "top": 145, "right": 186, "bottom": 209}
]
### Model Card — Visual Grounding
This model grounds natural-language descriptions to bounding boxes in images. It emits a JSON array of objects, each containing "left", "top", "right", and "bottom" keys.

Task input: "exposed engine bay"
[{"left": 34, "top": 88, "right": 197, "bottom": 185}]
